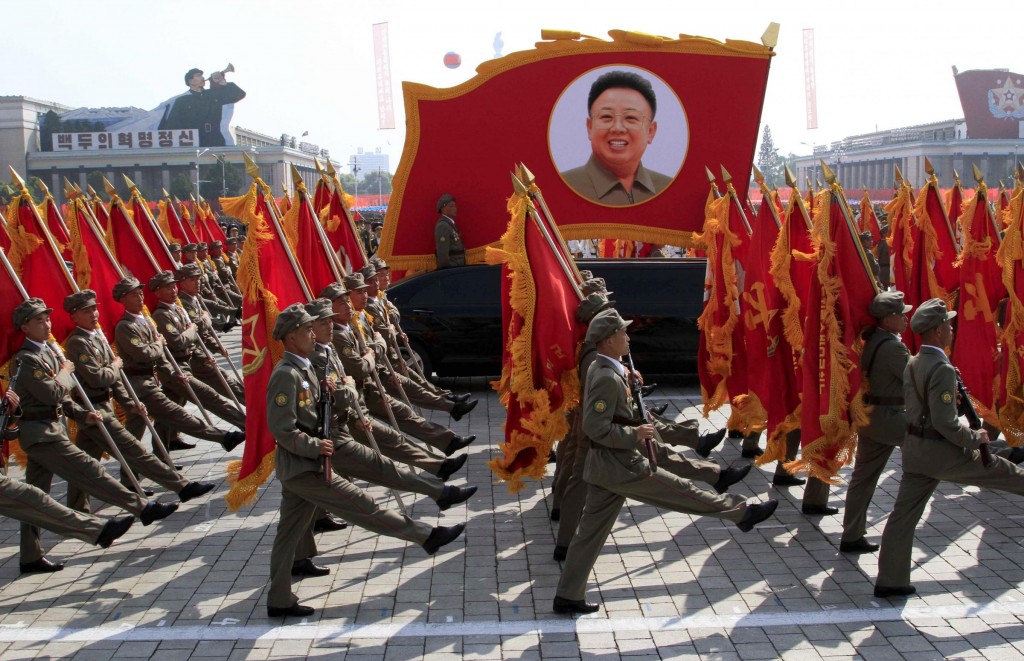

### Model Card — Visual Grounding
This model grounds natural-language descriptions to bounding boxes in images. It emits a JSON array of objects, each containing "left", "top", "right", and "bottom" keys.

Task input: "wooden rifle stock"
[{"left": 624, "top": 353, "right": 657, "bottom": 469}]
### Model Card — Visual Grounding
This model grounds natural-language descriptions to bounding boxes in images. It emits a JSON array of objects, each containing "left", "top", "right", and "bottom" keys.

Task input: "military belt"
[
  {"left": 907, "top": 424, "right": 945, "bottom": 441},
  {"left": 864, "top": 395, "right": 904, "bottom": 406},
  {"left": 125, "top": 366, "right": 157, "bottom": 377},
  {"left": 87, "top": 390, "right": 111, "bottom": 404},
  {"left": 20, "top": 408, "right": 61, "bottom": 422},
  {"left": 612, "top": 414, "right": 646, "bottom": 427}
]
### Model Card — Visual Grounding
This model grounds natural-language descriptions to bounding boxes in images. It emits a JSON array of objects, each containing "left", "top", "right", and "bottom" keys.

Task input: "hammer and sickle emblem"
[
  {"left": 742, "top": 282, "right": 777, "bottom": 332},
  {"left": 962, "top": 273, "right": 994, "bottom": 323}
]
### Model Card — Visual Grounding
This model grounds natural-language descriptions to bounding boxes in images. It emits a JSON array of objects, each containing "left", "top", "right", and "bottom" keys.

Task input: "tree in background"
[
  {"left": 756, "top": 125, "right": 783, "bottom": 187},
  {"left": 361, "top": 169, "right": 393, "bottom": 199}
]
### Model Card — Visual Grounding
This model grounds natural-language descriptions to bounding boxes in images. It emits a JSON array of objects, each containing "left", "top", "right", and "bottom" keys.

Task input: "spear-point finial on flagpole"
[
  {"left": 820, "top": 160, "right": 836, "bottom": 185},
  {"left": 519, "top": 163, "right": 536, "bottom": 187},
  {"left": 720, "top": 165, "right": 732, "bottom": 184},
  {"left": 9, "top": 166, "right": 26, "bottom": 192},
  {"left": 64, "top": 177, "right": 77, "bottom": 199},
  {"left": 816, "top": 177, "right": 824, "bottom": 190},
  {"left": 705, "top": 166, "right": 715, "bottom": 184},
  {"left": 752, "top": 165, "right": 764, "bottom": 186},
  {"left": 972, "top": 163, "right": 985, "bottom": 185},
  {"left": 894, "top": 165, "right": 904, "bottom": 186},
  {"left": 122, "top": 174, "right": 139, "bottom": 194},
  {"left": 38, "top": 179, "right": 51, "bottom": 197},
  {"left": 314, "top": 157, "right": 324, "bottom": 176},
  {"left": 924, "top": 157, "right": 935, "bottom": 177},
  {"left": 761, "top": 22, "right": 780, "bottom": 49},
  {"left": 289, "top": 163, "right": 307, "bottom": 192},
  {"left": 102, "top": 177, "right": 117, "bottom": 198},
  {"left": 953, "top": 168, "right": 961, "bottom": 183},
  {"left": 784, "top": 165, "right": 797, "bottom": 189},
  {"left": 162, "top": 188, "right": 171, "bottom": 199},
  {"left": 243, "top": 152, "right": 260, "bottom": 179},
  {"left": 511, "top": 172, "right": 528, "bottom": 196},
  {"left": 325, "top": 159, "right": 337, "bottom": 176}
]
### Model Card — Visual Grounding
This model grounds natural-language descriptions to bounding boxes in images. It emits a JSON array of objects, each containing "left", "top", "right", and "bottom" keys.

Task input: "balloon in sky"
[{"left": 443, "top": 52, "right": 461, "bottom": 69}]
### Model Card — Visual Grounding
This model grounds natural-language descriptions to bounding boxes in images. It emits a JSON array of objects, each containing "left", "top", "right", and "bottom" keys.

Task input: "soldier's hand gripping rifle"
[
  {"left": 0, "top": 360, "right": 23, "bottom": 474},
  {"left": 956, "top": 373, "right": 992, "bottom": 468},
  {"left": 624, "top": 352, "right": 658, "bottom": 469}
]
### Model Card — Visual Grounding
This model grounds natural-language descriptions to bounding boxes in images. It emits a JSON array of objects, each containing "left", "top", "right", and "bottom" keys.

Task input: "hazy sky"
[{"left": 11, "top": 1, "right": 1022, "bottom": 171}]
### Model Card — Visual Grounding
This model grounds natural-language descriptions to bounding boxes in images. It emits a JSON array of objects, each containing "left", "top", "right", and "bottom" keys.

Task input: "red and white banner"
[{"left": 373, "top": 22, "right": 396, "bottom": 130}]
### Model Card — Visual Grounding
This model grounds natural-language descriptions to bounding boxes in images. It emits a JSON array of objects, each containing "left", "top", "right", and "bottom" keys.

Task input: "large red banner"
[
  {"left": 381, "top": 30, "right": 774, "bottom": 272},
  {"left": 954, "top": 69, "right": 1024, "bottom": 139}
]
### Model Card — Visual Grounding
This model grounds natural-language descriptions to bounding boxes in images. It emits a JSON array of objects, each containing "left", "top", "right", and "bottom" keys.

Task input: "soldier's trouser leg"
[
  {"left": 365, "top": 389, "right": 456, "bottom": 453},
  {"left": 654, "top": 417, "right": 700, "bottom": 449},
  {"left": 190, "top": 358, "right": 244, "bottom": 402},
  {"left": 803, "top": 477, "right": 831, "bottom": 508},
  {"left": 556, "top": 483, "right": 625, "bottom": 601},
  {"left": 397, "top": 373, "right": 454, "bottom": 413},
  {"left": 876, "top": 471, "right": 939, "bottom": 588},
  {"left": 351, "top": 417, "right": 446, "bottom": 474},
  {"left": 613, "top": 469, "right": 748, "bottom": 522},
  {"left": 556, "top": 442, "right": 591, "bottom": 547},
  {"left": 23, "top": 442, "right": 147, "bottom": 562},
  {"left": 2, "top": 474, "right": 105, "bottom": 563},
  {"left": 163, "top": 376, "right": 245, "bottom": 431},
  {"left": 655, "top": 443, "right": 720, "bottom": 485},
  {"left": 551, "top": 434, "right": 578, "bottom": 510},
  {"left": 268, "top": 485, "right": 319, "bottom": 608},
  {"left": 407, "top": 366, "right": 450, "bottom": 397},
  {"left": 128, "top": 380, "right": 228, "bottom": 446},
  {"left": 332, "top": 436, "right": 445, "bottom": 500},
  {"left": 841, "top": 437, "right": 896, "bottom": 543},
  {"left": 773, "top": 430, "right": 803, "bottom": 480}
]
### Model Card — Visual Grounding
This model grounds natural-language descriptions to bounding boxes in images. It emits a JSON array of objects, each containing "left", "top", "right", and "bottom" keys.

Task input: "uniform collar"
[
  {"left": 596, "top": 353, "right": 626, "bottom": 377},
  {"left": 920, "top": 345, "right": 949, "bottom": 361},
  {"left": 284, "top": 351, "right": 312, "bottom": 369}
]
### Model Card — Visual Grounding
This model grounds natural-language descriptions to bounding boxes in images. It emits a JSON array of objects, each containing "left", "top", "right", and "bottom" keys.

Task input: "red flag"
[
  {"left": 128, "top": 193, "right": 175, "bottom": 271},
  {"left": 997, "top": 187, "right": 1024, "bottom": 445},
  {"left": 0, "top": 249, "right": 25, "bottom": 370},
  {"left": 321, "top": 184, "right": 367, "bottom": 274},
  {"left": 199, "top": 201, "right": 228, "bottom": 244},
  {"left": 65, "top": 197, "right": 126, "bottom": 341},
  {"left": 157, "top": 199, "right": 190, "bottom": 245},
  {"left": 886, "top": 182, "right": 917, "bottom": 297},
  {"left": 40, "top": 196, "right": 71, "bottom": 259},
  {"left": 281, "top": 187, "right": 337, "bottom": 296},
  {"left": 313, "top": 177, "right": 332, "bottom": 214},
  {"left": 4, "top": 192, "right": 76, "bottom": 344},
  {"left": 221, "top": 182, "right": 311, "bottom": 509},
  {"left": 792, "top": 185, "right": 878, "bottom": 481},
  {"left": 380, "top": 32, "right": 774, "bottom": 271},
  {"left": 90, "top": 190, "right": 110, "bottom": 233},
  {"left": 946, "top": 178, "right": 966, "bottom": 232},
  {"left": 486, "top": 189, "right": 583, "bottom": 492},
  {"left": 105, "top": 196, "right": 163, "bottom": 311},
  {"left": 952, "top": 179, "right": 1005, "bottom": 425},
  {"left": 857, "top": 191, "right": 880, "bottom": 246}
]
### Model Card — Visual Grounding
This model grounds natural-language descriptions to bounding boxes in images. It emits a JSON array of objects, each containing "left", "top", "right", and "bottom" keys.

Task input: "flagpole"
[
  {"left": 822, "top": 162, "right": 881, "bottom": 296},
  {"left": 291, "top": 165, "right": 347, "bottom": 282},
  {"left": 0, "top": 246, "right": 146, "bottom": 497},
  {"left": 511, "top": 174, "right": 583, "bottom": 301},
  {"left": 517, "top": 164, "right": 584, "bottom": 284},
  {"left": 123, "top": 176, "right": 177, "bottom": 268},
  {"left": 326, "top": 161, "right": 371, "bottom": 267}
]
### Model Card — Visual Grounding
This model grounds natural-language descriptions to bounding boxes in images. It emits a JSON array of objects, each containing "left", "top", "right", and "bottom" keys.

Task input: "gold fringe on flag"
[{"left": 998, "top": 188, "right": 1024, "bottom": 446}]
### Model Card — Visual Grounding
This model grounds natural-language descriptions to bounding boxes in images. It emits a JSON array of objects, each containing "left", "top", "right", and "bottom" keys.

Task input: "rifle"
[
  {"left": 318, "top": 360, "right": 333, "bottom": 484},
  {"left": 956, "top": 374, "right": 992, "bottom": 468},
  {"left": 0, "top": 360, "right": 23, "bottom": 474},
  {"left": 623, "top": 352, "right": 657, "bottom": 469}
]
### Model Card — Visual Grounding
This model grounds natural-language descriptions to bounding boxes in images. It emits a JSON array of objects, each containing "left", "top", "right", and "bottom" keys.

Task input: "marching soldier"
[
  {"left": 224, "top": 236, "right": 241, "bottom": 276},
  {"left": 63, "top": 290, "right": 216, "bottom": 508},
  {"left": 874, "top": 298, "right": 1024, "bottom": 598},
  {"left": 198, "top": 241, "right": 242, "bottom": 307},
  {"left": 112, "top": 277, "right": 244, "bottom": 455},
  {"left": 208, "top": 240, "right": 243, "bottom": 300},
  {"left": 356, "top": 263, "right": 477, "bottom": 419},
  {"left": 335, "top": 273, "right": 475, "bottom": 456},
  {"left": 180, "top": 243, "right": 238, "bottom": 319},
  {"left": 265, "top": 304, "right": 466, "bottom": 618},
  {"left": 320, "top": 283, "right": 469, "bottom": 479},
  {"left": 13, "top": 298, "right": 179, "bottom": 573},
  {"left": 174, "top": 263, "right": 244, "bottom": 401},
  {"left": 878, "top": 222, "right": 891, "bottom": 290},
  {"left": 553, "top": 310, "right": 778, "bottom": 614},
  {"left": 839, "top": 291, "right": 912, "bottom": 554},
  {"left": 149, "top": 271, "right": 246, "bottom": 431},
  {"left": 168, "top": 242, "right": 183, "bottom": 269}
]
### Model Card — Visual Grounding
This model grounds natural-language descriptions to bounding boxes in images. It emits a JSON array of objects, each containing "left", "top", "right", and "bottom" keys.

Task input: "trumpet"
[{"left": 207, "top": 63, "right": 235, "bottom": 82}]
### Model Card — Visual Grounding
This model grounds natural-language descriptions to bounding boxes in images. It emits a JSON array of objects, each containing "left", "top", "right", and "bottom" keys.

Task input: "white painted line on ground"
[{"left": 0, "top": 599, "right": 1017, "bottom": 643}]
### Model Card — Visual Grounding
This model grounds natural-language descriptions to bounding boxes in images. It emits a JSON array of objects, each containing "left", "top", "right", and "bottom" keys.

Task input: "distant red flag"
[
  {"left": 486, "top": 187, "right": 583, "bottom": 492},
  {"left": 4, "top": 191, "right": 76, "bottom": 344},
  {"left": 220, "top": 181, "right": 312, "bottom": 509},
  {"left": 128, "top": 192, "right": 175, "bottom": 271},
  {"left": 997, "top": 187, "right": 1024, "bottom": 446},
  {"left": 281, "top": 186, "right": 338, "bottom": 296},
  {"left": 857, "top": 191, "right": 880, "bottom": 246},
  {"left": 0, "top": 248, "right": 25, "bottom": 370},
  {"left": 90, "top": 193, "right": 110, "bottom": 232},
  {"left": 952, "top": 179, "right": 1005, "bottom": 425},
  {"left": 157, "top": 199, "right": 190, "bottom": 245},
  {"left": 313, "top": 177, "right": 332, "bottom": 214},
  {"left": 790, "top": 185, "right": 878, "bottom": 481},
  {"left": 320, "top": 184, "right": 366, "bottom": 274},
  {"left": 105, "top": 195, "right": 163, "bottom": 310},
  {"left": 945, "top": 177, "right": 966, "bottom": 231},
  {"left": 65, "top": 197, "right": 126, "bottom": 341},
  {"left": 198, "top": 201, "right": 227, "bottom": 244},
  {"left": 886, "top": 182, "right": 916, "bottom": 298},
  {"left": 39, "top": 196, "right": 71, "bottom": 259}
]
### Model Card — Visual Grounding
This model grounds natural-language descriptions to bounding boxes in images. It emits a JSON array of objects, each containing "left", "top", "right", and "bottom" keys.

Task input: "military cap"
[
  {"left": 370, "top": 257, "right": 389, "bottom": 271},
  {"left": 576, "top": 293, "right": 615, "bottom": 325},
  {"left": 112, "top": 276, "right": 143, "bottom": 301},
  {"left": 343, "top": 273, "right": 368, "bottom": 291},
  {"left": 585, "top": 309, "right": 632, "bottom": 344},
  {"left": 209, "top": 240, "right": 223, "bottom": 250},
  {"left": 371, "top": 221, "right": 383, "bottom": 230},
  {"left": 272, "top": 303, "right": 315, "bottom": 341},
  {"left": 580, "top": 277, "right": 608, "bottom": 296},
  {"left": 63, "top": 289, "right": 98, "bottom": 313},
  {"left": 304, "top": 298, "right": 335, "bottom": 321},
  {"left": 182, "top": 243, "right": 199, "bottom": 253},
  {"left": 319, "top": 282, "right": 349, "bottom": 300},
  {"left": 148, "top": 270, "right": 178, "bottom": 291},
  {"left": 13, "top": 298, "right": 53, "bottom": 327},
  {"left": 859, "top": 231, "right": 873, "bottom": 243},
  {"left": 869, "top": 291, "right": 913, "bottom": 320},
  {"left": 436, "top": 193, "right": 455, "bottom": 213},
  {"left": 168, "top": 242, "right": 182, "bottom": 253},
  {"left": 225, "top": 237, "right": 239, "bottom": 246},
  {"left": 175, "top": 263, "right": 203, "bottom": 280},
  {"left": 910, "top": 298, "right": 957, "bottom": 335},
  {"left": 196, "top": 242, "right": 208, "bottom": 251},
  {"left": 578, "top": 269, "right": 594, "bottom": 280},
  {"left": 359, "top": 264, "right": 377, "bottom": 280}
]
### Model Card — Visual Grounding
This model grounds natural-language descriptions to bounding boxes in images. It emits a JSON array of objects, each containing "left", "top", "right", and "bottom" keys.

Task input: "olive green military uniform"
[
  {"left": 876, "top": 343, "right": 1024, "bottom": 588},
  {"left": 267, "top": 352, "right": 433, "bottom": 611},
  {"left": 877, "top": 236, "right": 891, "bottom": 290},
  {"left": 205, "top": 258, "right": 242, "bottom": 306},
  {"left": 151, "top": 301, "right": 246, "bottom": 430},
  {"left": 115, "top": 311, "right": 235, "bottom": 449},
  {"left": 13, "top": 340, "right": 148, "bottom": 564},
  {"left": 65, "top": 327, "right": 188, "bottom": 510},
  {"left": 177, "top": 290, "right": 244, "bottom": 401},
  {"left": 841, "top": 327, "right": 909, "bottom": 545},
  {"left": 556, "top": 354, "right": 749, "bottom": 601},
  {"left": 434, "top": 215, "right": 465, "bottom": 269},
  {"left": 366, "top": 292, "right": 453, "bottom": 400},
  {"left": 0, "top": 473, "right": 106, "bottom": 550},
  {"left": 211, "top": 254, "right": 243, "bottom": 299},
  {"left": 334, "top": 322, "right": 459, "bottom": 453}
]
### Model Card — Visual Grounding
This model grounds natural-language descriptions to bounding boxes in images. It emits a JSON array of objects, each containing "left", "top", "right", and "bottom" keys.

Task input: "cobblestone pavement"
[{"left": 1, "top": 345, "right": 1024, "bottom": 659}]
